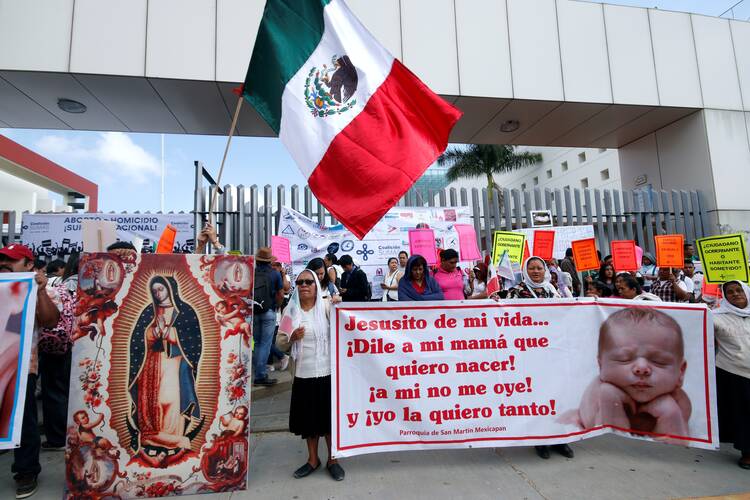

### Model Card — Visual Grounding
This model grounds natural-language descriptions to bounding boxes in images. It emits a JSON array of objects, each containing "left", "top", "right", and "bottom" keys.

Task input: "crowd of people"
[{"left": 0, "top": 231, "right": 747, "bottom": 496}]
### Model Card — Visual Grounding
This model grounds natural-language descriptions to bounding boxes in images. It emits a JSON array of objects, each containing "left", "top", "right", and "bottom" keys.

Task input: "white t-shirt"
[
  {"left": 677, "top": 276, "right": 694, "bottom": 294},
  {"left": 294, "top": 307, "right": 331, "bottom": 379}
]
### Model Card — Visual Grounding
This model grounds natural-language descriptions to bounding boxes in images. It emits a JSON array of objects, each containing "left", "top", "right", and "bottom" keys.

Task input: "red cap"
[{"left": 0, "top": 244, "right": 34, "bottom": 261}]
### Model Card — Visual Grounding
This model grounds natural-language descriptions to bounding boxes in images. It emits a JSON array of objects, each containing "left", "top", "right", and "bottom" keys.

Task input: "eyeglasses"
[{"left": 295, "top": 279, "right": 315, "bottom": 286}]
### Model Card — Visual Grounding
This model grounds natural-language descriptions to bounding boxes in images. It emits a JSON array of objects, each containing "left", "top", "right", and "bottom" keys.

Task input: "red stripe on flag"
[{"left": 308, "top": 59, "right": 462, "bottom": 239}]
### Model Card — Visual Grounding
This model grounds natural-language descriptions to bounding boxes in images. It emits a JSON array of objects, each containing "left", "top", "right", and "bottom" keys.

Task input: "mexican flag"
[{"left": 243, "top": 0, "right": 462, "bottom": 239}]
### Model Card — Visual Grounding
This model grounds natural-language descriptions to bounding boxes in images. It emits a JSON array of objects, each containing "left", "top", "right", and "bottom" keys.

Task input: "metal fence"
[{"left": 193, "top": 162, "right": 711, "bottom": 258}]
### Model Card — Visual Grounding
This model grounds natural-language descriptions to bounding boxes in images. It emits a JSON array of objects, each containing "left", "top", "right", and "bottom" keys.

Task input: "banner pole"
[{"left": 208, "top": 95, "right": 244, "bottom": 228}]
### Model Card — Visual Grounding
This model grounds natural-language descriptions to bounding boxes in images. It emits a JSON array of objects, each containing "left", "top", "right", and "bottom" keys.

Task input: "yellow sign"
[
  {"left": 492, "top": 231, "right": 526, "bottom": 265},
  {"left": 696, "top": 233, "right": 749, "bottom": 284}
]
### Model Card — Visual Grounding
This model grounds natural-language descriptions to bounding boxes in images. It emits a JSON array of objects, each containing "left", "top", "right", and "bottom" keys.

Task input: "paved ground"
[{"left": 5, "top": 378, "right": 749, "bottom": 500}]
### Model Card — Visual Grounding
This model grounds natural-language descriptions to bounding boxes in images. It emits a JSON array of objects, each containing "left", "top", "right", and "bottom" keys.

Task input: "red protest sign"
[
  {"left": 655, "top": 234, "right": 684, "bottom": 268},
  {"left": 155, "top": 224, "right": 176, "bottom": 254},
  {"left": 611, "top": 240, "right": 638, "bottom": 272},
  {"left": 571, "top": 238, "right": 600, "bottom": 272},
  {"left": 532, "top": 230, "right": 555, "bottom": 261},
  {"left": 522, "top": 240, "right": 530, "bottom": 263}
]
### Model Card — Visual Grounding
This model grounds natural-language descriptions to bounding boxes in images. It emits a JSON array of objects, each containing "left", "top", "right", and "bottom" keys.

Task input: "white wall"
[{"left": 0, "top": 170, "right": 61, "bottom": 220}]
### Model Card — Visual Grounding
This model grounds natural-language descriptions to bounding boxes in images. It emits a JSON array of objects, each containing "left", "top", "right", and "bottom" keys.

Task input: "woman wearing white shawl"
[
  {"left": 276, "top": 269, "right": 345, "bottom": 481},
  {"left": 505, "top": 257, "right": 572, "bottom": 461},
  {"left": 507, "top": 257, "right": 562, "bottom": 299},
  {"left": 713, "top": 280, "right": 750, "bottom": 469}
]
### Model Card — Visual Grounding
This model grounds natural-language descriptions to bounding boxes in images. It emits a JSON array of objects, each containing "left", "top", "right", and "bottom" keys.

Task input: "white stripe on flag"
[{"left": 278, "top": 0, "right": 394, "bottom": 179}]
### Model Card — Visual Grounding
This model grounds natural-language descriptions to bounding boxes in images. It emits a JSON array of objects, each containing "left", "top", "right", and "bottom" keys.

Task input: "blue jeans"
[{"left": 253, "top": 309, "right": 276, "bottom": 380}]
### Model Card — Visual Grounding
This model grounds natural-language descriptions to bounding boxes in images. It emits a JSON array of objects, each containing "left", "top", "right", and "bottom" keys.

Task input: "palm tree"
[{"left": 438, "top": 145, "right": 543, "bottom": 202}]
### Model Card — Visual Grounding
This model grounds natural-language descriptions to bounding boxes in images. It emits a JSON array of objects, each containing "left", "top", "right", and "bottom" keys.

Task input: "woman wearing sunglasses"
[{"left": 276, "top": 270, "right": 344, "bottom": 481}]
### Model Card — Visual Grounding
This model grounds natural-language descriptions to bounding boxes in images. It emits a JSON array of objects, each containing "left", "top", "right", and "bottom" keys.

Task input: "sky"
[{"left": 0, "top": 0, "right": 742, "bottom": 214}]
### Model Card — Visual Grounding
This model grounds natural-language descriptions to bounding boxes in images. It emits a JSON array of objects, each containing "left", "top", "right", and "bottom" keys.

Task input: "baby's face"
[{"left": 599, "top": 323, "right": 686, "bottom": 403}]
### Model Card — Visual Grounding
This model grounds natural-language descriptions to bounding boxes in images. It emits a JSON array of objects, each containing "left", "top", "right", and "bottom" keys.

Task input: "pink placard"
[
  {"left": 455, "top": 224, "right": 481, "bottom": 261},
  {"left": 409, "top": 229, "right": 438, "bottom": 266},
  {"left": 271, "top": 235, "right": 292, "bottom": 264}
]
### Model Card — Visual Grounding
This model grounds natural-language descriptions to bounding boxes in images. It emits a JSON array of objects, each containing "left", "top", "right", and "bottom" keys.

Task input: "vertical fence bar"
[
  {"left": 237, "top": 185, "right": 248, "bottom": 254},
  {"left": 594, "top": 189, "right": 606, "bottom": 252},
  {"left": 603, "top": 190, "right": 615, "bottom": 247},
  {"left": 428, "top": 190, "right": 435, "bottom": 207},
  {"left": 290, "top": 185, "right": 299, "bottom": 211},
  {"left": 449, "top": 188, "right": 457, "bottom": 207},
  {"left": 316, "top": 199, "right": 324, "bottom": 225},
  {"left": 681, "top": 190, "right": 696, "bottom": 244},
  {"left": 690, "top": 191, "right": 704, "bottom": 239},
  {"left": 439, "top": 189, "right": 447, "bottom": 207},
  {"left": 6, "top": 211, "right": 16, "bottom": 244},
  {"left": 523, "top": 190, "right": 532, "bottom": 228},
  {"left": 563, "top": 188, "right": 572, "bottom": 226},
  {"left": 511, "top": 189, "right": 522, "bottom": 230},
  {"left": 613, "top": 190, "right": 624, "bottom": 240},
  {"left": 622, "top": 192, "right": 635, "bottom": 241},
  {"left": 554, "top": 189, "right": 563, "bottom": 226},
  {"left": 653, "top": 190, "right": 665, "bottom": 236},
  {"left": 632, "top": 191, "right": 645, "bottom": 251},
  {"left": 574, "top": 189, "right": 583, "bottom": 226},
  {"left": 471, "top": 188, "right": 483, "bottom": 252},
  {"left": 303, "top": 186, "right": 312, "bottom": 218},
  {"left": 672, "top": 190, "right": 685, "bottom": 237},
  {"left": 460, "top": 188, "right": 468, "bottom": 207},
  {"left": 642, "top": 190, "right": 656, "bottom": 254},
  {"left": 503, "top": 188, "right": 512, "bottom": 231},
  {"left": 276, "top": 185, "right": 285, "bottom": 235},
  {"left": 263, "top": 185, "right": 273, "bottom": 247},
  {"left": 193, "top": 161, "right": 203, "bottom": 245},
  {"left": 225, "top": 185, "right": 238, "bottom": 251},
  {"left": 697, "top": 191, "right": 712, "bottom": 238},
  {"left": 533, "top": 188, "right": 542, "bottom": 211},
  {"left": 662, "top": 191, "right": 675, "bottom": 234},
  {"left": 249, "top": 185, "right": 259, "bottom": 254},
  {"left": 482, "top": 189, "right": 493, "bottom": 253}
]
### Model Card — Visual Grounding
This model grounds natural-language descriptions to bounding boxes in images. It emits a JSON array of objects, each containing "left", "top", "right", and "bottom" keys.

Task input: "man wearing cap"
[
  {"left": 0, "top": 244, "right": 61, "bottom": 499},
  {"left": 253, "top": 247, "right": 283, "bottom": 386}
]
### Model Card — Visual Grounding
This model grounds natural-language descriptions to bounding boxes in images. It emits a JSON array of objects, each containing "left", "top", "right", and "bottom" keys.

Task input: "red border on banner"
[{"left": 335, "top": 302, "right": 712, "bottom": 451}]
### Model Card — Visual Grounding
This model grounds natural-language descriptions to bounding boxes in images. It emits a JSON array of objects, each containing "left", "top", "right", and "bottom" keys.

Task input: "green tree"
[{"left": 438, "top": 145, "right": 543, "bottom": 202}]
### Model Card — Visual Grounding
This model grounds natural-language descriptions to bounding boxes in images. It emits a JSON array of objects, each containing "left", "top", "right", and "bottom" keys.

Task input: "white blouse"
[
  {"left": 714, "top": 313, "right": 750, "bottom": 379},
  {"left": 294, "top": 307, "right": 331, "bottom": 379}
]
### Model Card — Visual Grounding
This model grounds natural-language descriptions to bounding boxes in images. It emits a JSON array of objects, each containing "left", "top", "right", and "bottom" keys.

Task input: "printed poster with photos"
[
  {"left": 65, "top": 253, "right": 254, "bottom": 499},
  {"left": 0, "top": 274, "right": 38, "bottom": 449}
]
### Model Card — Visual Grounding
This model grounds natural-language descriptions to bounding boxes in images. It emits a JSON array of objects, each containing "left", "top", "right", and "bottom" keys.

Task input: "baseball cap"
[{"left": 0, "top": 244, "right": 34, "bottom": 261}]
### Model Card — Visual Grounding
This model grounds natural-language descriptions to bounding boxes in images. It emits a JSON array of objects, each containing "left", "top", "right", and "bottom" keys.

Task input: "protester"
[
  {"left": 253, "top": 247, "right": 284, "bottom": 386},
  {"left": 597, "top": 263, "right": 617, "bottom": 296},
  {"left": 504, "top": 257, "right": 572, "bottom": 459},
  {"left": 586, "top": 280, "right": 613, "bottom": 298},
  {"left": 560, "top": 248, "right": 581, "bottom": 296},
  {"left": 468, "top": 262, "right": 489, "bottom": 299},
  {"left": 106, "top": 241, "right": 138, "bottom": 260},
  {"left": 640, "top": 252, "right": 658, "bottom": 291},
  {"left": 268, "top": 260, "right": 292, "bottom": 373},
  {"left": 338, "top": 255, "right": 369, "bottom": 302},
  {"left": 306, "top": 258, "right": 341, "bottom": 303},
  {"left": 651, "top": 267, "right": 691, "bottom": 303},
  {"left": 615, "top": 274, "right": 660, "bottom": 301},
  {"left": 398, "top": 251, "right": 409, "bottom": 272},
  {"left": 277, "top": 270, "right": 344, "bottom": 481},
  {"left": 380, "top": 257, "right": 402, "bottom": 301},
  {"left": 685, "top": 242, "right": 698, "bottom": 262},
  {"left": 195, "top": 222, "right": 224, "bottom": 254},
  {"left": 398, "top": 255, "right": 443, "bottom": 301},
  {"left": 324, "top": 253, "right": 343, "bottom": 288},
  {"left": 713, "top": 281, "right": 750, "bottom": 469},
  {"left": 61, "top": 253, "right": 80, "bottom": 295},
  {"left": 0, "top": 244, "right": 61, "bottom": 498},
  {"left": 45, "top": 260, "right": 65, "bottom": 287},
  {"left": 680, "top": 259, "right": 698, "bottom": 300},
  {"left": 433, "top": 249, "right": 465, "bottom": 300},
  {"left": 272, "top": 260, "right": 292, "bottom": 295}
]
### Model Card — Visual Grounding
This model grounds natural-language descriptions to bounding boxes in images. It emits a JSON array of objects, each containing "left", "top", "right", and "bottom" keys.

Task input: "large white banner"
[
  {"left": 332, "top": 299, "right": 718, "bottom": 457},
  {"left": 280, "top": 206, "right": 474, "bottom": 299},
  {"left": 21, "top": 213, "right": 195, "bottom": 257}
]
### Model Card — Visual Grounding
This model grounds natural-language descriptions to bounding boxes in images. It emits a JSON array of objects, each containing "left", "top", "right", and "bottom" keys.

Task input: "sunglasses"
[{"left": 295, "top": 279, "right": 315, "bottom": 286}]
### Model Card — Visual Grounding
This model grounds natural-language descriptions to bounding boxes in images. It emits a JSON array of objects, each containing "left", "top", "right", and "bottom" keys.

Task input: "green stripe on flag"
[{"left": 244, "top": 0, "right": 331, "bottom": 134}]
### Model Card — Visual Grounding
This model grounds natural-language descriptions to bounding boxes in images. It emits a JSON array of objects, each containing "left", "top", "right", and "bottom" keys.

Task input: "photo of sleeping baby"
[{"left": 564, "top": 308, "right": 692, "bottom": 437}]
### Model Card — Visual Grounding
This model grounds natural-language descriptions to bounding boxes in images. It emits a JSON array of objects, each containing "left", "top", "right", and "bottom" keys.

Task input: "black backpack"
[{"left": 254, "top": 267, "right": 274, "bottom": 313}]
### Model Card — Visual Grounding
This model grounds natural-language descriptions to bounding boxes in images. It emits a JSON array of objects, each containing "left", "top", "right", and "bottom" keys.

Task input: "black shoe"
[
  {"left": 327, "top": 462, "right": 345, "bottom": 481},
  {"left": 41, "top": 441, "right": 65, "bottom": 451},
  {"left": 293, "top": 460, "right": 320, "bottom": 478},
  {"left": 739, "top": 459, "right": 750, "bottom": 470},
  {"left": 15, "top": 474, "right": 37, "bottom": 499},
  {"left": 553, "top": 444, "right": 574, "bottom": 458},
  {"left": 254, "top": 377, "right": 278, "bottom": 386},
  {"left": 535, "top": 446, "right": 550, "bottom": 459}
]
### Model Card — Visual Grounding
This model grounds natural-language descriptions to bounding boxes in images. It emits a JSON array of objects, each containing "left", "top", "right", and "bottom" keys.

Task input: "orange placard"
[
  {"left": 532, "top": 230, "right": 555, "bottom": 261},
  {"left": 702, "top": 282, "right": 721, "bottom": 299},
  {"left": 655, "top": 234, "right": 685, "bottom": 268},
  {"left": 156, "top": 224, "right": 177, "bottom": 254},
  {"left": 611, "top": 240, "right": 639, "bottom": 272},
  {"left": 522, "top": 240, "right": 530, "bottom": 263},
  {"left": 571, "top": 238, "right": 600, "bottom": 272}
]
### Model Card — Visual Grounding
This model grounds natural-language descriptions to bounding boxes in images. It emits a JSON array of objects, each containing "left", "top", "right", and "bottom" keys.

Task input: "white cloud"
[{"left": 34, "top": 132, "right": 161, "bottom": 184}]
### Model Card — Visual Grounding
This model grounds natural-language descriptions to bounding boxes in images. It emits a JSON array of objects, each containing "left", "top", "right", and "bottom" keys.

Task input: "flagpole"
[{"left": 208, "top": 95, "right": 244, "bottom": 227}]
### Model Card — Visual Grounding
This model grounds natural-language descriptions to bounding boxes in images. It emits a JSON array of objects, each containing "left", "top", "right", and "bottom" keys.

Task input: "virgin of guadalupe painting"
[
  {"left": 127, "top": 275, "right": 205, "bottom": 467},
  {"left": 65, "top": 254, "right": 254, "bottom": 499}
]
